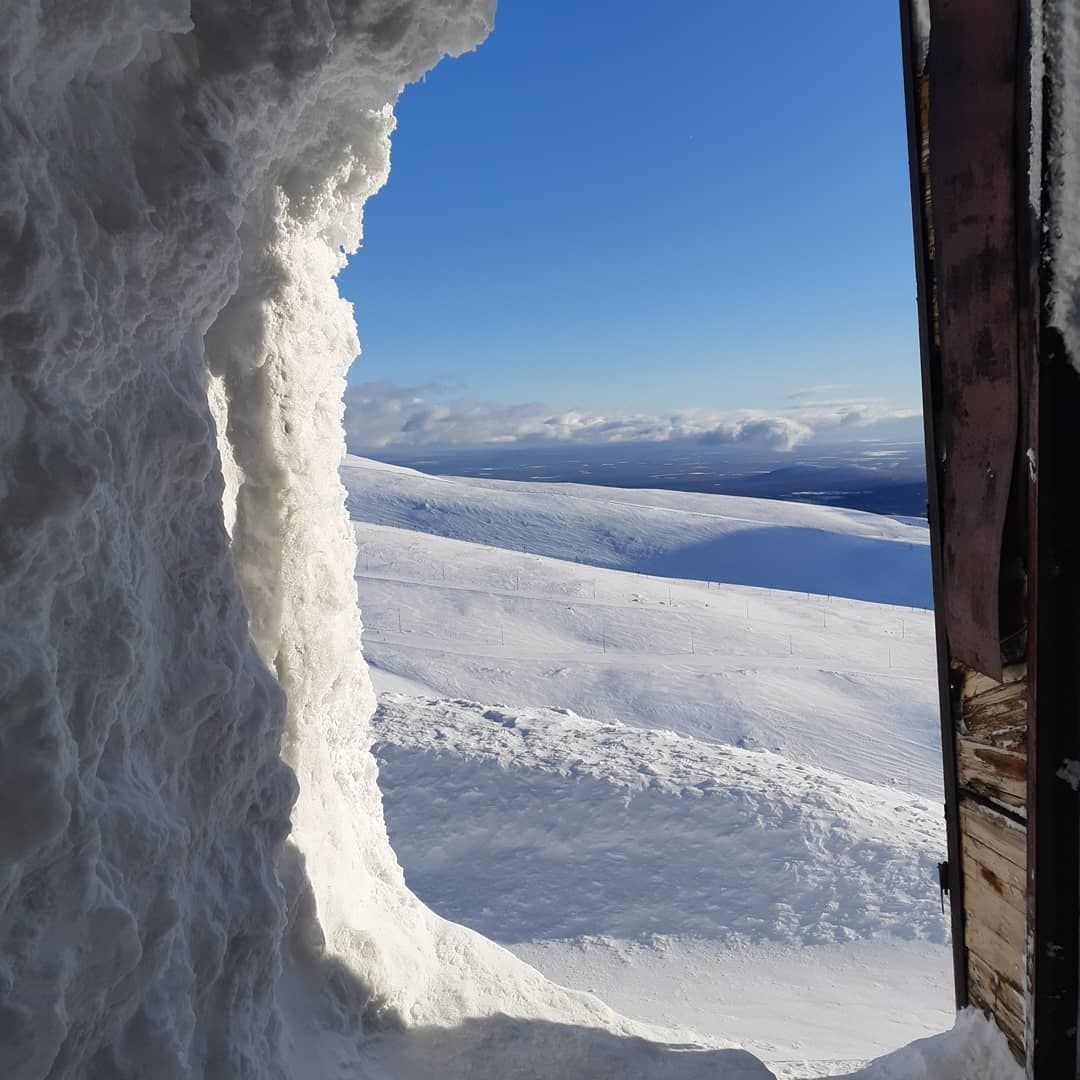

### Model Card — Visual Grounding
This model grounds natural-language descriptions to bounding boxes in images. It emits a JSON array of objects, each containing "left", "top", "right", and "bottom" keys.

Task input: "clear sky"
[{"left": 338, "top": 0, "right": 921, "bottom": 441}]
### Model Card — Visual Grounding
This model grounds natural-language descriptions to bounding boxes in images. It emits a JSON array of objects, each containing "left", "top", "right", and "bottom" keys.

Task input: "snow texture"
[
  {"left": 1043, "top": 0, "right": 1080, "bottom": 365},
  {"left": 2, "top": 2, "right": 767, "bottom": 1077},
  {"left": 345, "top": 458, "right": 942, "bottom": 796},
  {"left": 372, "top": 694, "right": 1026, "bottom": 1079},
  {"left": 843, "top": 1009, "right": 1022, "bottom": 1080},
  {"left": 374, "top": 693, "right": 948, "bottom": 947},
  {"left": 343, "top": 456, "right": 933, "bottom": 608}
]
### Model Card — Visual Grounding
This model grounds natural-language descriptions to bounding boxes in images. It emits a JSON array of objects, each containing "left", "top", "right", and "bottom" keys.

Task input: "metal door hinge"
[{"left": 938, "top": 861, "right": 950, "bottom": 914}]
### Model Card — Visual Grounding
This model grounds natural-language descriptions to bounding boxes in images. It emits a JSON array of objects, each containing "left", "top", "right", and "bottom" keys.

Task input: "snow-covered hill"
[
  {"left": 342, "top": 456, "right": 933, "bottom": 608},
  {"left": 343, "top": 458, "right": 941, "bottom": 796},
  {"left": 341, "top": 457, "right": 964, "bottom": 1074}
]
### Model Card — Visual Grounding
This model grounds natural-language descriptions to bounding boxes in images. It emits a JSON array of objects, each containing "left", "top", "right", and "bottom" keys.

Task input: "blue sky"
[{"left": 338, "top": 0, "right": 921, "bottom": 449}]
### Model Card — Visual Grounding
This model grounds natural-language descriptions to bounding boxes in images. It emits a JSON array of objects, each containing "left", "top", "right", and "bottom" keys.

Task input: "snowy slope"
[
  {"left": 373, "top": 693, "right": 952, "bottom": 1075},
  {"left": 373, "top": 694, "right": 947, "bottom": 947},
  {"left": 342, "top": 459, "right": 972, "bottom": 1074},
  {"left": 352, "top": 520, "right": 942, "bottom": 796},
  {"left": 343, "top": 456, "right": 932, "bottom": 607}
]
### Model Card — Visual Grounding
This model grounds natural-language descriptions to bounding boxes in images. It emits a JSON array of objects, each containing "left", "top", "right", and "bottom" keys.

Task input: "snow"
[
  {"left": 340, "top": 460, "right": 1014, "bottom": 1075},
  {"left": 911, "top": 0, "right": 930, "bottom": 70},
  {"left": 1044, "top": 0, "right": 1080, "bottom": 365},
  {"left": 374, "top": 694, "right": 948, "bottom": 948},
  {"left": 1057, "top": 758, "right": 1080, "bottom": 791},
  {"left": 343, "top": 456, "right": 933, "bottom": 608},
  {"left": 2, "top": 0, "right": 1023, "bottom": 1075},
  {"left": 6, "top": 0, "right": 746, "bottom": 1075},
  {"left": 372, "top": 693, "right": 953, "bottom": 1072},
  {"left": 843, "top": 1009, "right": 1023, "bottom": 1080},
  {"left": 346, "top": 459, "right": 942, "bottom": 797},
  {"left": 512, "top": 937, "right": 953, "bottom": 1078}
]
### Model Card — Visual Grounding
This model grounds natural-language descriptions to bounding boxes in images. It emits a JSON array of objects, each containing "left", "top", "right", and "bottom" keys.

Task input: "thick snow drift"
[{"left": 371, "top": 694, "right": 1021, "bottom": 1075}]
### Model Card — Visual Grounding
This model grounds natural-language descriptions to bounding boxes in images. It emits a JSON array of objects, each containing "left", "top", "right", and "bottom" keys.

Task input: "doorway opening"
[{"left": 338, "top": 3, "right": 952, "bottom": 1073}]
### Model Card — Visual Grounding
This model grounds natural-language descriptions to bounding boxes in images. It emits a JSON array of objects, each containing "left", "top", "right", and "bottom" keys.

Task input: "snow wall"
[{"left": 2, "top": 3, "right": 729, "bottom": 1078}]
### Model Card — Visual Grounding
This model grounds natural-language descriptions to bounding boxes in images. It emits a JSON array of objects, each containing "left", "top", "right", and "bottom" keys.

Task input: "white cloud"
[{"left": 343, "top": 381, "right": 920, "bottom": 454}]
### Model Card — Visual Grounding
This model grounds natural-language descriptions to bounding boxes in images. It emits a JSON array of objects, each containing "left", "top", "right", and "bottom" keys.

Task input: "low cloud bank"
[{"left": 343, "top": 381, "right": 920, "bottom": 453}]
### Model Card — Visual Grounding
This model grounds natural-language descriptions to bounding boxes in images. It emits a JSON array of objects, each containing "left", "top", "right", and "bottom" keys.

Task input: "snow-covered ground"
[
  {"left": 345, "top": 456, "right": 941, "bottom": 797},
  {"left": 342, "top": 457, "right": 960, "bottom": 1075},
  {"left": 374, "top": 696, "right": 947, "bottom": 948},
  {"left": 373, "top": 695, "right": 952, "bottom": 1076}
]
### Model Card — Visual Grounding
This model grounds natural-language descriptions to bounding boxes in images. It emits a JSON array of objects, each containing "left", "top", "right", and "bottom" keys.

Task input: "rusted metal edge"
[{"left": 898, "top": 0, "right": 967, "bottom": 1010}]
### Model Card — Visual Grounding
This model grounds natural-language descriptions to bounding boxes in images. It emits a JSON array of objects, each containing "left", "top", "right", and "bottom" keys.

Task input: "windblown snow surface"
[{"left": 0, "top": 0, "right": 1022, "bottom": 1078}]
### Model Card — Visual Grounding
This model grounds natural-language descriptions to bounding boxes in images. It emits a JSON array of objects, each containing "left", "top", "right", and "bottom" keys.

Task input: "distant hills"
[{"left": 363, "top": 439, "right": 929, "bottom": 518}]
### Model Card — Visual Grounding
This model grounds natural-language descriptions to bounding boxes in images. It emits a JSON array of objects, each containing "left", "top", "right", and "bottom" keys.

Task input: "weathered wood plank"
[
  {"left": 959, "top": 799, "right": 1026, "bottom": 869},
  {"left": 961, "top": 686, "right": 1027, "bottom": 752},
  {"left": 968, "top": 969, "right": 1024, "bottom": 1045},
  {"left": 963, "top": 860, "right": 1026, "bottom": 947},
  {"left": 967, "top": 916, "right": 1026, "bottom": 991},
  {"left": 968, "top": 950, "right": 1025, "bottom": 1054},
  {"left": 962, "top": 663, "right": 1027, "bottom": 701},
  {"left": 959, "top": 665, "right": 1027, "bottom": 751},
  {"left": 969, "top": 948, "right": 1026, "bottom": 1015},
  {"left": 928, "top": 0, "right": 1021, "bottom": 681},
  {"left": 961, "top": 717, "right": 1026, "bottom": 752},
  {"left": 962, "top": 832, "right": 1027, "bottom": 902},
  {"left": 963, "top": 679, "right": 1027, "bottom": 716},
  {"left": 957, "top": 737, "right": 1027, "bottom": 812},
  {"left": 962, "top": 872, "right": 1025, "bottom": 931}
]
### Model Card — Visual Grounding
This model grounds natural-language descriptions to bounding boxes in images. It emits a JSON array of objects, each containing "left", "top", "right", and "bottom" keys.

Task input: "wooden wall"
[
  {"left": 903, "top": 1, "right": 1080, "bottom": 1073},
  {"left": 901, "top": 0, "right": 1036, "bottom": 1068},
  {"left": 954, "top": 663, "right": 1028, "bottom": 1058}
]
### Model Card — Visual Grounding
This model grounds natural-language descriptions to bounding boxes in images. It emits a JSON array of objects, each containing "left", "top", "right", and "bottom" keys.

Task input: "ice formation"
[{"left": 3, "top": 1, "right": 754, "bottom": 1077}]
